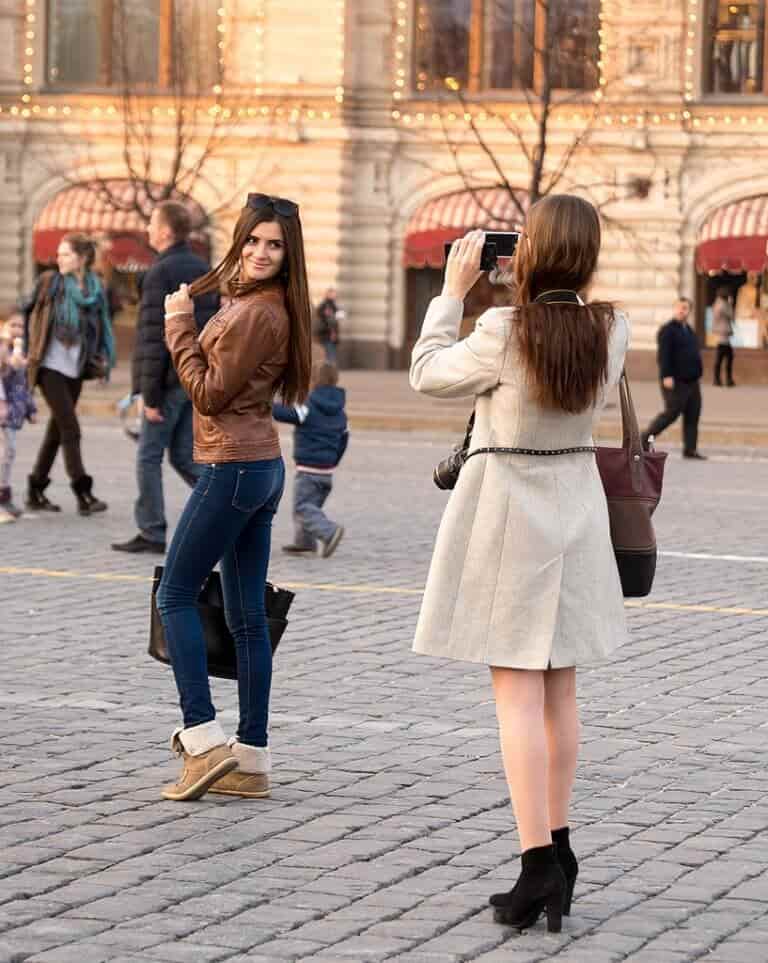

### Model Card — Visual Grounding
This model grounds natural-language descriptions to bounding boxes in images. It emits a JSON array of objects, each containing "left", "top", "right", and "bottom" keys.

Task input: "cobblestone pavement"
[{"left": 2, "top": 421, "right": 768, "bottom": 963}]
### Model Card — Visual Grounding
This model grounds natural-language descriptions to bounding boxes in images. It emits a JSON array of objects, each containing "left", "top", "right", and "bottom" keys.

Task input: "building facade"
[{"left": 1, "top": 0, "right": 768, "bottom": 367}]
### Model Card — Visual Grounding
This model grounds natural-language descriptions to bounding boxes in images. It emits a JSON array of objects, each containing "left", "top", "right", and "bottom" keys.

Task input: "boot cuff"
[
  {"left": 227, "top": 738, "right": 271, "bottom": 773},
  {"left": 171, "top": 719, "right": 227, "bottom": 757},
  {"left": 521, "top": 844, "right": 558, "bottom": 871}
]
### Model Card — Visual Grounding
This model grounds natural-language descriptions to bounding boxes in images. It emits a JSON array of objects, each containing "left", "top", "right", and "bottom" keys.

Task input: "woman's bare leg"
[
  {"left": 490, "top": 667, "right": 551, "bottom": 851},
  {"left": 543, "top": 667, "right": 579, "bottom": 831}
]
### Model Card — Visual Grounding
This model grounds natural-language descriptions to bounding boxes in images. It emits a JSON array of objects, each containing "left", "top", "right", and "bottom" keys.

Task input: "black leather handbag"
[{"left": 148, "top": 566, "right": 294, "bottom": 680}]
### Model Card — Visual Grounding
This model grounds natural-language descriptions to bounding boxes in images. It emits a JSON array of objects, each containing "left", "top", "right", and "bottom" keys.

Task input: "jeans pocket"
[{"left": 231, "top": 464, "right": 281, "bottom": 513}]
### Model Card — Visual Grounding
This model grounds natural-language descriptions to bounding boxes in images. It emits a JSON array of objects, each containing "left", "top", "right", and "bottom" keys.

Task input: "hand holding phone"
[
  {"left": 442, "top": 230, "right": 486, "bottom": 300},
  {"left": 444, "top": 231, "right": 519, "bottom": 274}
]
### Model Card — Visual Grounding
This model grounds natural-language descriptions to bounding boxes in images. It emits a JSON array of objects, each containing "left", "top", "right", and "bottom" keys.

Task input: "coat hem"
[{"left": 412, "top": 640, "right": 618, "bottom": 670}]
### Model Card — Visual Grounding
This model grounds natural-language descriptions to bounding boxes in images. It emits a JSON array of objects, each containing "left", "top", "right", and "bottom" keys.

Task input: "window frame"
[
  {"left": 410, "top": 0, "right": 600, "bottom": 99},
  {"left": 45, "top": 0, "right": 186, "bottom": 93},
  {"left": 700, "top": 0, "right": 768, "bottom": 99}
]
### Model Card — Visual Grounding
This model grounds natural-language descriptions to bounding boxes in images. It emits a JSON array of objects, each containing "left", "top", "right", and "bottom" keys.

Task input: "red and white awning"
[
  {"left": 404, "top": 187, "right": 527, "bottom": 268},
  {"left": 33, "top": 180, "right": 208, "bottom": 271},
  {"left": 697, "top": 195, "right": 768, "bottom": 274}
]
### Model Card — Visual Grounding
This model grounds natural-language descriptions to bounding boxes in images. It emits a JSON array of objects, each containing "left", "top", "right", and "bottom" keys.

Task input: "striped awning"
[
  {"left": 697, "top": 196, "right": 768, "bottom": 273},
  {"left": 33, "top": 181, "right": 208, "bottom": 271},
  {"left": 404, "top": 187, "right": 527, "bottom": 268}
]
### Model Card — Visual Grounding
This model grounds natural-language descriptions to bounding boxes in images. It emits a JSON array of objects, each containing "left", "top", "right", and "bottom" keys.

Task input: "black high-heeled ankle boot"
[
  {"left": 489, "top": 844, "right": 566, "bottom": 933},
  {"left": 552, "top": 826, "right": 578, "bottom": 916}
]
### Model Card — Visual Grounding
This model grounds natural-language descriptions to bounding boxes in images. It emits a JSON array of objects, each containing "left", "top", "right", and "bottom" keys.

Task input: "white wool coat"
[{"left": 410, "top": 296, "right": 630, "bottom": 669}]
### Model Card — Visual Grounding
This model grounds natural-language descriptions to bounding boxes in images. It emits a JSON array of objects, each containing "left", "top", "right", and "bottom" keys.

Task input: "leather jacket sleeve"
[{"left": 165, "top": 300, "right": 279, "bottom": 416}]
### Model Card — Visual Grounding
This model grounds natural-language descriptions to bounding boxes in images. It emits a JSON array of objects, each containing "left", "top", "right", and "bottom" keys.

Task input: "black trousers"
[
  {"left": 32, "top": 367, "right": 86, "bottom": 483},
  {"left": 645, "top": 379, "right": 702, "bottom": 454},
  {"left": 714, "top": 343, "right": 734, "bottom": 384}
]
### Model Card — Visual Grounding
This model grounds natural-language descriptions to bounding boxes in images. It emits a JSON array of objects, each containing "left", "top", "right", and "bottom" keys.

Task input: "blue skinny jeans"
[{"left": 156, "top": 457, "right": 285, "bottom": 747}]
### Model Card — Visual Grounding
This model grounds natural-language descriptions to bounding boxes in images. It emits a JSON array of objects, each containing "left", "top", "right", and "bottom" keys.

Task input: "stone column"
[{"left": 338, "top": 0, "right": 400, "bottom": 367}]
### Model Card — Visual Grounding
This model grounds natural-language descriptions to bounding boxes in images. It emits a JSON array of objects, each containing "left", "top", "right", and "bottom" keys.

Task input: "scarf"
[{"left": 53, "top": 272, "right": 104, "bottom": 347}]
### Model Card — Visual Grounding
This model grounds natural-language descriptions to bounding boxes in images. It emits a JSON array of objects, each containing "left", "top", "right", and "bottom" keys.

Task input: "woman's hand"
[
  {"left": 442, "top": 230, "right": 485, "bottom": 301},
  {"left": 165, "top": 283, "right": 194, "bottom": 317}
]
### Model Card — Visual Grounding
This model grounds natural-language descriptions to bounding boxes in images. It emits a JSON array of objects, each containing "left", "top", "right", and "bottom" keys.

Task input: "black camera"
[
  {"left": 443, "top": 231, "right": 520, "bottom": 272},
  {"left": 433, "top": 444, "right": 469, "bottom": 490}
]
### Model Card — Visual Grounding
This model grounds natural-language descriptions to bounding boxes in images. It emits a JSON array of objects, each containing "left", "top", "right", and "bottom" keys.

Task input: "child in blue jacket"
[
  {"left": 0, "top": 312, "right": 37, "bottom": 521},
  {"left": 273, "top": 361, "right": 348, "bottom": 558}
]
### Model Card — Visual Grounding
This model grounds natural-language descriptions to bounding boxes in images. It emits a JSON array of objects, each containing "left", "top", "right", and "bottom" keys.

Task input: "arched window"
[
  {"left": 412, "top": 0, "right": 600, "bottom": 94},
  {"left": 703, "top": 0, "right": 768, "bottom": 94},
  {"left": 47, "top": 0, "right": 219, "bottom": 91}
]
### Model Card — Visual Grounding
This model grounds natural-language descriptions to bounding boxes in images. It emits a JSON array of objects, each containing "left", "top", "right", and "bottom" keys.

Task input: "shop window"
[
  {"left": 703, "top": 0, "right": 768, "bottom": 94},
  {"left": 47, "top": 0, "right": 219, "bottom": 91},
  {"left": 412, "top": 0, "right": 600, "bottom": 94}
]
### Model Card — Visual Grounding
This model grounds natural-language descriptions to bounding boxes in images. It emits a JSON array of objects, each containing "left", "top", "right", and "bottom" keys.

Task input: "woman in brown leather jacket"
[{"left": 156, "top": 194, "right": 312, "bottom": 801}]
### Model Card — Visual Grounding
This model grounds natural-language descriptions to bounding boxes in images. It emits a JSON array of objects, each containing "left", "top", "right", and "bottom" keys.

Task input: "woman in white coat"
[{"left": 410, "top": 195, "right": 629, "bottom": 934}]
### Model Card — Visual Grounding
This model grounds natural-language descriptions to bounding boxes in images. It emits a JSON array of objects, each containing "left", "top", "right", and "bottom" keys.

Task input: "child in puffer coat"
[
  {"left": 273, "top": 361, "right": 348, "bottom": 558},
  {"left": 0, "top": 311, "right": 37, "bottom": 521}
]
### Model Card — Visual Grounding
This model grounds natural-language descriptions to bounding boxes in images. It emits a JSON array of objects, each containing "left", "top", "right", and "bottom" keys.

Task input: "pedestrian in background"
[
  {"left": 712, "top": 287, "right": 736, "bottom": 387},
  {"left": 642, "top": 296, "right": 706, "bottom": 459},
  {"left": 314, "top": 287, "right": 341, "bottom": 364},
  {"left": 156, "top": 192, "right": 312, "bottom": 802},
  {"left": 410, "top": 196, "right": 630, "bottom": 934},
  {"left": 0, "top": 312, "right": 37, "bottom": 522},
  {"left": 24, "top": 233, "right": 115, "bottom": 514},
  {"left": 274, "top": 360, "right": 348, "bottom": 558},
  {"left": 112, "top": 201, "right": 218, "bottom": 555}
]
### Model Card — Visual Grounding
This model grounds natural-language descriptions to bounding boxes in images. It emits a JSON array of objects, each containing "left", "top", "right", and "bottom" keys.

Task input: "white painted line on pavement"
[
  {"left": 1, "top": 566, "right": 766, "bottom": 618},
  {"left": 660, "top": 550, "right": 768, "bottom": 564}
]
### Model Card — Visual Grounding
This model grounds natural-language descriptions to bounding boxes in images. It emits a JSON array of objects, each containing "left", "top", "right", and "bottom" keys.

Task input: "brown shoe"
[
  {"left": 208, "top": 770, "right": 271, "bottom": 798},
  {"left": 209, "top": 739, "right": 271, "bottom": 798},
  {"left": 161, "top": 720, "right": 238, "bottom": 802}
]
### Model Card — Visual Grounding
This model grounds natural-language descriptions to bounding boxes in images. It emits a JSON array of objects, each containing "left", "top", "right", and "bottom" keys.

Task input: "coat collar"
[{"left": 155, "top": 241, "right": 192, "bottom": 263}]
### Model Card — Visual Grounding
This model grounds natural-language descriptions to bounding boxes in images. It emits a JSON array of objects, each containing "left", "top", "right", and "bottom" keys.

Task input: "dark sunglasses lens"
[
  {"left": 246, "top": 194, "right": 298, "bottom": 217},
  {"left": 274, "top": 199, "right": 299, "bottom": 217}
]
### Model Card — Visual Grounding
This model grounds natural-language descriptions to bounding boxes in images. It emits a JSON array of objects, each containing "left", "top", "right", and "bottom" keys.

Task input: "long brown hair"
[
  {"left": 189, "top": 203, "right": 312, "bottom": 405},
  {"left": 61, "top": 233, "right": 97, "bottom": 270},
  {"left": 513, "top": 194, "right": 613, "bottom": 414}
]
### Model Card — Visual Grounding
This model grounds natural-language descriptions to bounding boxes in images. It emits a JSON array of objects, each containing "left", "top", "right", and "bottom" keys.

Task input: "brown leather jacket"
[{"left": 165, "top": 281, "right": 290, "bottom": 463}]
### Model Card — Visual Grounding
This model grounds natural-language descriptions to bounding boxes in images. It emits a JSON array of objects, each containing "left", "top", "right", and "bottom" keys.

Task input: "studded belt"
[{"left": 465, "top": 445, "right": 596, "bottom": 460}]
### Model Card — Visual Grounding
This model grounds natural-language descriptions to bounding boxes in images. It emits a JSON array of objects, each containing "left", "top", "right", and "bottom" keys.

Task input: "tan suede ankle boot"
[
  {"left": 161, "top": 720, "right": 238, "bottom": 802},
  {"left": 209, "top": 739, "right": 271, "bottom": 798}
]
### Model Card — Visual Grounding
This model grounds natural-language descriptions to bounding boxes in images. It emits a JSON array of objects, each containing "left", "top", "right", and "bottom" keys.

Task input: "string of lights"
[
  {"left": 0, "top": 0, "right": 340, "bottom": 123},
  {"left": 388, "top": 0, "right": 768, "bottom": 133},
  {"left": 5, "top": 0, "right": 768, "bottom": 131},
  {"left": 336, "top": 0, "right": 346, "bottom": 105}
]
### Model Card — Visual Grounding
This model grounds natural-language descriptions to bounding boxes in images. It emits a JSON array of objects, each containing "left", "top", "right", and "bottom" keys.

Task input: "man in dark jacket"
[
  {"left": 273, "top": 361, "right": 348, "bottom": 558},
  {"left": 642, "top": 297, "right": 706, "bottom": 460},
  {"left": 112, "top": 201, "right": 219, "bottom": 553}
]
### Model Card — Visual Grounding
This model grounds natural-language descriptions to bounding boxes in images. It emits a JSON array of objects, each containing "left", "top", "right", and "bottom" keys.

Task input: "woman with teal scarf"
[{"left": 25, "top": 233, "right": 116, "bottom": 515}]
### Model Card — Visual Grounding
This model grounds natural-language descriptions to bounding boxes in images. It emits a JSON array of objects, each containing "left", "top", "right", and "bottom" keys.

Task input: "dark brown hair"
[
  {"left": 189, "top": 202, "right": 312, "bottom": 405},
  {"left": 157, "top": 201, "right": 191, "bottom": 242},
  {"left": 313, "top": 360, "right": 339, "bottom": 387},
  {"left": 513, "top": 194, "right": 613, "bottom": 414},
  {"left": 61, "top": 233, "right": 97, "bottom": 270}
]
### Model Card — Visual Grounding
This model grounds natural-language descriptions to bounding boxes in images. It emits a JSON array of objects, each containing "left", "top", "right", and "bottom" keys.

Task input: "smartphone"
[{"left": 443, "top": 231, "right": 520, "bottom": 272}]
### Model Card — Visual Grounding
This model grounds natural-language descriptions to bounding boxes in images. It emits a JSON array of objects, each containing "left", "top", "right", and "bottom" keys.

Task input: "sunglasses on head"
[{"left": 246, "top": 193, "right": 299, "bottom": 217}]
